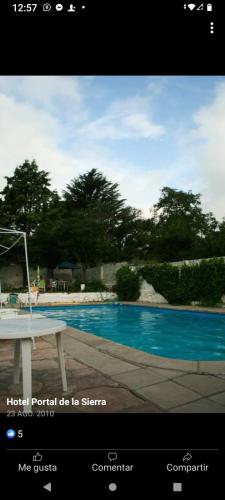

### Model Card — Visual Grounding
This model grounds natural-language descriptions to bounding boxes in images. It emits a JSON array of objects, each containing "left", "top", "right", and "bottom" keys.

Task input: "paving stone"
[
  {"left": 0, "top": 360, "right": 13, "bottom": 368},
  {"left": 111, "top": 368, "right": 167, "bottom": 389},
  {"left": 65, "top": 328, "right": 111, "bottom": 347},
  {"left": 44, "top": 335, "right": 56, "bottom": 346},
  {"left": 42, "top": 368, "right": 118, "bottom": 393},
  {"left": 61, "top": 337, "right": 137, "bottom": 375},
  {"left": 69, "top": 371, "right": 118, "bottom": 390},
  {"left": 32, "top": 348, "right": 58, "bottom": 361},
  {"left": 72, "top": 387, "right": 145, "bottom": 413},
  {"left": 40, "top": 367, "right": 93, "bottom": 386},
  {"left": 0, "top": 340, "right": 14, "bottom": 348},
  {"left": 174, "top": 374, "right": 225, "bottom": 396},
  {"left": 65, "top": 358, "right": 87, "bottom": 370},
  {"left": 35, "top": 339, "right": 53, "bottom": 350},
  {"left": 209, "top": 392, "right": 225, "bottom": 407},
  {"left": 122, "top": 403, "right": 163, "bottom": 413},
  {"left": 136, "top": 381, "right": 200, "bottom": 410},
  {"left": 170, "top": 398, "right": 225, "bottom": 413},
  {"left": 32, "top": 359, "right": 59, "bottom": 370},
  {"left": 150, "top": 367, "right": 184, "bottom": 379},
  {"left": 198, "top": 361, "right": 225, "bottom": 374},
  {"left": 0, "top": 351, "right": 14, "bottom": 361},
  {"left": 0, "top": 345, "right": 14, "bottom": 353},
  {"left": 98, "top": 343, "right": 161, "bottom": 366},
  {"left": 157, "top": 359, "right": 198, "bottom": 371},
  {"left": 8, "top": 380, "right": 43, "bottom": 395},
  {"left": 0, "top": 370, "right": 12, "bottom": 382}
]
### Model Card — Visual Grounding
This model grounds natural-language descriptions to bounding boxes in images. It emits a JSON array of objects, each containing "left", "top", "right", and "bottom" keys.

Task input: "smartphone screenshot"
[{"left": 0, "top": 1, "right": 224, "bottom": 497}]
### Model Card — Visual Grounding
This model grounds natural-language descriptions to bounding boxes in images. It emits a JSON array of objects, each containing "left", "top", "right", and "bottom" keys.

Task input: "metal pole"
[{"left": 23, "top": 233, "right": 32, "bottom": 316}]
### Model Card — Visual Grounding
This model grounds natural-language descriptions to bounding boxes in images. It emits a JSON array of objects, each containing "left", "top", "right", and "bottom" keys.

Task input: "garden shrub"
[
  {"left": 84, "top": 281, "right": 107, "bottom": 292},
  {"left": 139, "top": 258, "right": 225, "bottom": 306},
  {"left": 116, "top": 266, "right": 140, "bottom": 301},
  {"left": 197, "top": 258, "right": 225, "bottom": 305},
  {"left": 140, "top": 264, "right": 180, "bottom": 304},
  {"left": 179, "top": 264, "right": 199, "bottom": 304}
]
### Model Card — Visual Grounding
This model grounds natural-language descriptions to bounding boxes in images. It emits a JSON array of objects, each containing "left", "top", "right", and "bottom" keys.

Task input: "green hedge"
[
  {"left": 140, "top": 264, "right": 180, "bottom": 304},
  {"left": 194, "top": 259, "right": 225, "bottom": 305},
  {"left": 140, "top": 258, "right": 225, "bottom": 305},
  {"left": 116, "top": 266, "right": 140, "bottom": 301}
]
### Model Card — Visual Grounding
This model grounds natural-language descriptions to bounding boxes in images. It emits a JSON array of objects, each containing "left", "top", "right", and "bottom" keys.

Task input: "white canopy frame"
[{"left": 0, "top": 227, "right": 32, "bottom": 315}]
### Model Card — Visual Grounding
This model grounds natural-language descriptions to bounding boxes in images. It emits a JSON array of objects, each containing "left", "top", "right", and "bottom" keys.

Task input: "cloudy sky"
[{"left": 0, "top": 75, "right": 225, "bottom": 219}]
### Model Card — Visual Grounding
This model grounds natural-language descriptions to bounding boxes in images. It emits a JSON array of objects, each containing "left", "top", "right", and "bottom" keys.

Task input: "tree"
[
  {"left": 112, "top": 208, "right": 152, "bottom": 261},
  {"left": 63, "top": 168, "right": 125, "bottom": 212},
  {"left": 29, "top": 201, "right": 65, "bottom": 268},
  {"left": 1, "top": 159, "right": 58, "bottom": 237},
  {"left": 211, "top": 218, "right": 225, "bottom": 257},
  {"left": 0, "top": 159, "right": 59, "bottom": 282},
  {"left": 61, "top": 169, "right": 146, "bottom": 274},
  {"left": 151, "top": 187, "right": 218, "bottom": 261}
]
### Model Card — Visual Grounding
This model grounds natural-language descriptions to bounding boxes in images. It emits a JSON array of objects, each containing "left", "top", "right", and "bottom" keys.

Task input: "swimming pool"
[{"left": 33, "top": 304, "right": 225, "bottom": 361}]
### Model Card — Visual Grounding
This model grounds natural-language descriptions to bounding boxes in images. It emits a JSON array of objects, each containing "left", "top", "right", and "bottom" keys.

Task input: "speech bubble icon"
[{"left": 108, "top": 452, "right": 118, "bottom": 462}]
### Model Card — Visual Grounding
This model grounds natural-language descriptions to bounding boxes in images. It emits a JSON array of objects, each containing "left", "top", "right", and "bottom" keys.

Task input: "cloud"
[
  {"left": 0, "top": 86, "right": 173, "bottom": 217},
  {"left": 147, "top": 76, "right": 169, "bottom": 96},
  {"left": 0, "top": 76, "right": 90, "bottom": 131},
  {"left": 0, "top": 92, "right": 72, "bottom": 190},
  {"left": 79, "top": 96, "right": 165, "bottom": 140},
  {"left": 4, "top": 75, "right": 224, "bottom": 224},
  {"left": 190, "top": 82, "right": 225, "bottom": 219},
  {"left": 0, "top": 76, "right": 84, "bottom": 109},
  {"left": 0, "top": 76, "right": 93, "bottom": 191}
]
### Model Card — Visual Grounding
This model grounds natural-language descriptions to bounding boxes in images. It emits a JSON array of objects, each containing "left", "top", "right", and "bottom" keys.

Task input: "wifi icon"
[{"left": 188, "top": 3, "right": 196, "bottom": 9}]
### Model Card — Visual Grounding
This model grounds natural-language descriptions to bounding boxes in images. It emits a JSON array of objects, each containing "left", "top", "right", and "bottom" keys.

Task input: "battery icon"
[{"left": 207, "top": 3, "right": 212, "bottom": 11}]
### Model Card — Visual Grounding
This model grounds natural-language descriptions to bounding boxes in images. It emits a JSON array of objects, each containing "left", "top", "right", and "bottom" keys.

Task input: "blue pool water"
[{"left": 33, "top": 304, "right": 225, "bottom": 361}]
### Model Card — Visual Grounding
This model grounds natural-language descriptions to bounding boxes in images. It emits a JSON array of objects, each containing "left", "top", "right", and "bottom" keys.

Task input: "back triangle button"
[{"left": 43, "top": 483, "right": 52, "bottom": 492}]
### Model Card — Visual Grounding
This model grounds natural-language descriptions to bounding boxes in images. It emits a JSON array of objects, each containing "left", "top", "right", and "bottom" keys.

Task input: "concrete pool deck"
[{"left": 1, "top": 304, "right": 225, "bottom": 413}]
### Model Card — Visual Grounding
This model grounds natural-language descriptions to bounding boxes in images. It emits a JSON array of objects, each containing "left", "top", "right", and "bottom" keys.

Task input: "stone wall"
[
  {"left": 79, "top": 262, "right": 127, "bottom": 287},
  {"left": 0, "top": 264, "right": 23, "bottom": 288},
  {"left": 2, "top": 256, "right": 225, "bottom": 292},
  {"left": 53, "top": 268, "right": 73, "bottom": 281},
  {"left": 0, "top": 262, "right": 127, "bottom": 289},
  {"left": 0, "top": 265, "right": 48, "bottom": 289},
  {"left": 37, "top": 292, "right": 117, "bottom": 304},
  {"left": 85, "top": 265, "right": 102, "bottom": 283},
  {"left": 0, "top": 291, "right": 117, "bottom": 305},
  {"left": 100, "top": 262, "right": 128, "bottom": 288}
]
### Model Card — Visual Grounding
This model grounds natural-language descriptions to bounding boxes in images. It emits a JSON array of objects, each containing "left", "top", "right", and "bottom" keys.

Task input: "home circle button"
[{"left": 109, "top": 483, "right": 117, "bottom": 492}]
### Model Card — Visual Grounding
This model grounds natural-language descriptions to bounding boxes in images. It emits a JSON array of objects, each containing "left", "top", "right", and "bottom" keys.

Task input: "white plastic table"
[{"left": 0, "top": 318, "right": 67, "bottom": 411}]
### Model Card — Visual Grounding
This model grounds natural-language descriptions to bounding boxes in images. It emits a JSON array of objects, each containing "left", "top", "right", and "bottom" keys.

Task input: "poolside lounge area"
[{"left": 1, "top": 304, "right": 225, "bottom": 413}]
